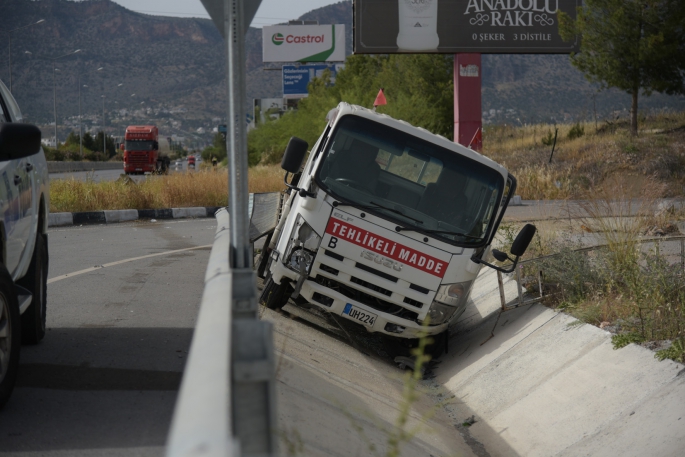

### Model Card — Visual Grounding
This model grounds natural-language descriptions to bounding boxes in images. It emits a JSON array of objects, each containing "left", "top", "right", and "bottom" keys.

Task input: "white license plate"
[{"left": 342, "top": 303, "right": 377, "bottom": 327}]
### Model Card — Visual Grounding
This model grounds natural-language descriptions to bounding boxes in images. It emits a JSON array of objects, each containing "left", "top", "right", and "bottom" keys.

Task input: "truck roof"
[
  {"left": 126, "top": 125, "right": 157, "bottom": 133},
  {"left": 330, "top": 102, "right": 508, "bottom": 178}
]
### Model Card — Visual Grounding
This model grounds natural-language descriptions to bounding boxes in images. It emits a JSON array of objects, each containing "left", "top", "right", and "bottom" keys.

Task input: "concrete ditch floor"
[{"left": 436, "top": 270, "right": 685, "bottom": 457}]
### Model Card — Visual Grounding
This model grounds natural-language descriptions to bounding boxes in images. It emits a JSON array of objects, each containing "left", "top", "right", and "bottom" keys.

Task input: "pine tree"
[{"left": 560, "top": 0, "right": 685, "bottom": 135}]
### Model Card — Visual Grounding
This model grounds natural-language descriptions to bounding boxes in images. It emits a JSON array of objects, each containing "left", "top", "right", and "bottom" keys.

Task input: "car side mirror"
[
  {"left": 0, "top": 123, "right": 42, "bottom": 161},
  {"left": 471, "top": 224, "right": 537, "bottom": 274},
  {"left": 281, "top": 137, "right": 308, "bottom": 174}
]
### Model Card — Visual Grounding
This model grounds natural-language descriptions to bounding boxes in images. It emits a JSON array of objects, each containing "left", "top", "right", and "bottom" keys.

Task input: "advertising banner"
[
  {"left": 354, "top": 0, "right": 581, "bottom": 54},
  {"left": 282, "top": 64, "right": 345, "bottom": 98},
  {"left": 263, "top": 24, "right": 346, "bottom": 62}
]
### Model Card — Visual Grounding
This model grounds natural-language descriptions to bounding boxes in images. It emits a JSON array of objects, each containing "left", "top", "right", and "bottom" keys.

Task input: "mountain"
[{"left": 0, "top": 0, "right": 683, "bottom": 141}]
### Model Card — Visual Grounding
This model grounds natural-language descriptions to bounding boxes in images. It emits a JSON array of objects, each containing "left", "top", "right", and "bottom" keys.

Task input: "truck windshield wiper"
[
  {"left": 395, "top": 226, "right": 481, "bottom": 241},
  {"left": 332, "top": 200, "right": 423, "bottom": 224}
]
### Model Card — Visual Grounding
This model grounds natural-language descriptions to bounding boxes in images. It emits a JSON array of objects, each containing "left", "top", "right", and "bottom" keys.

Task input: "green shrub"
[{"left": 567, "top": 123, "right": 585, "bottom": 140}]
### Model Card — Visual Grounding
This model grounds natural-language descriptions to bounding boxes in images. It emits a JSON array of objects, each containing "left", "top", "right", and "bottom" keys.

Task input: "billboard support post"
[{"left": 454, "top": 53, "right": 482, "bottom": 151}]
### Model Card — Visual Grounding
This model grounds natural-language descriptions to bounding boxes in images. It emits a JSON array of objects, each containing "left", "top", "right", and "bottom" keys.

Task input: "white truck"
[
  {"left": 259, "top": 102, "right": 534, "bottom": 355},
  {"left": 0, "top": 79, "right": 50, "bottom": 409}
]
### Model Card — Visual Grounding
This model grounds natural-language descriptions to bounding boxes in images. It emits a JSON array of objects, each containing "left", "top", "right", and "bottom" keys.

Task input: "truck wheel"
[
  {"left": 0, "top": 264, "right": 20, "bottom": 410},
  {"left": 18, "top": 234, "right": 47, "bottom": 345},
  {"left": 260, "top": 278, "right": 291, "bottom": 310}
]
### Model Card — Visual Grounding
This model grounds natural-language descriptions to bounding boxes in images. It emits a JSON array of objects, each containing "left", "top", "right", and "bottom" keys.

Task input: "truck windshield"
[
  {"left": 316, "top": 115, "right": 505, "bottom": 246},
  {"left": 125, "top": 140, "right": 155, "bottom": 151}
]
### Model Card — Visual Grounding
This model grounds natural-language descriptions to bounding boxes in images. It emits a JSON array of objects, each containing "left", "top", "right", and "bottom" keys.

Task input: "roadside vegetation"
[
  {"left": 495, "top": 181, "right": 685, "bottom": 364},
  {"left": 49, "top": 166, "right": 283, "bottom": 212}
]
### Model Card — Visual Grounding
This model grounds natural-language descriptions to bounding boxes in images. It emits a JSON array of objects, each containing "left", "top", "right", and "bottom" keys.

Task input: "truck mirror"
[
  {"left": 510, "top": 224, "right": 537, "bottom": 257},
  {"left": 281, "top": 137, "right": 308, "bottom": 174},
  {"left": 0, "top": 123, "right": 41, "bottom": 161}
]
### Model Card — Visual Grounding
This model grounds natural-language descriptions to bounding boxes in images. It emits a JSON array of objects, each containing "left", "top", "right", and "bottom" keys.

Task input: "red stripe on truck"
[{"left": 325, "top": 217, "right": 448, "bottom": 278}]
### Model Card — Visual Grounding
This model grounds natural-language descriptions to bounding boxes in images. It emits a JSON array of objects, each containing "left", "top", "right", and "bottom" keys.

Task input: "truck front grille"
[
  {"left": 128, "top": 154, "right": 149, "bottom": 164},
  {"left": 314, "top": 275, "right": 418, "bottom": 322},
  {"left": 350, "top": 276, "right": 392, "bottom": 296}
]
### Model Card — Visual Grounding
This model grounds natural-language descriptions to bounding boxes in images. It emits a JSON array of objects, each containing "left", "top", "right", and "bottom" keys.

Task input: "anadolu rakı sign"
[
  {"left": 354, "top": 0, "right": 581, "bottom": 54},
  {"left": 263, "top": 24, "right": 346, "bottom": 62}
]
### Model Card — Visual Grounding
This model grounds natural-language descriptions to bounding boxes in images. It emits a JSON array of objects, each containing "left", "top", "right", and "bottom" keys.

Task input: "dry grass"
[
  {"left": 50, "top": 165, "right": 286, "bottom": 212},
  {"left": 482, "top": 112, "right": 685, "bottom": 200}
]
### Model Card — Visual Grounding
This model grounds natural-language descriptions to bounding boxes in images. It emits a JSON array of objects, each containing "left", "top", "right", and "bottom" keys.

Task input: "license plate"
[{"left": 342, "top": 303, "right": 377, "bottom": 327}]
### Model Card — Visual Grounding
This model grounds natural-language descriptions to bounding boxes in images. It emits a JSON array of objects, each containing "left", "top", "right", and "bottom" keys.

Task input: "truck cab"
[{"left": 260, "top": 103, "right": 534, "bottom": 350}]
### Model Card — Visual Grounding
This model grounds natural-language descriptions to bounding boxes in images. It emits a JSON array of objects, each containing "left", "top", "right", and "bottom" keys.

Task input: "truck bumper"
[{"left": 270, "top": 261, "right": 447, "bottom": 339}]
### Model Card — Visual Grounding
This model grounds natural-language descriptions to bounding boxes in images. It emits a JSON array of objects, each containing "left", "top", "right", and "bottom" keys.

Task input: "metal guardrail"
[
  {"left": 497, "top": 235, "right": 685, "bottom": 311},
  {"left": 167, "top": 206, "right": 279, "bottom": 457},
  {"left": 47, "top": 161, "right": 123, "bottom": 173}
]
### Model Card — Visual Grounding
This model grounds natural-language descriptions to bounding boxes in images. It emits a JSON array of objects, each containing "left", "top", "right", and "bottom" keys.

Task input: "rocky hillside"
[{"left": 1, "top": 0, "right": 683, "bottom": 128}]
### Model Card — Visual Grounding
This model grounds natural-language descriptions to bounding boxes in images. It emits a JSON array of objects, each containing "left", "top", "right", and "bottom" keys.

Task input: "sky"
[{"left": 108, "top": 0, "right": 346, "bottom": 27}]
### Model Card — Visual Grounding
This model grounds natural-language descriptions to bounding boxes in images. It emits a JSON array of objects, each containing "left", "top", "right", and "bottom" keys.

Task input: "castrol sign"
[{"left": 263, "top": 25, "right": 346, "bottom": 62}]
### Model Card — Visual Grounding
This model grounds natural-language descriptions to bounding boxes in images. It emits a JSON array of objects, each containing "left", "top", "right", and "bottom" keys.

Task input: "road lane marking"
[{"left": 47, "top": 245, "right": 212, "bottom": 284}]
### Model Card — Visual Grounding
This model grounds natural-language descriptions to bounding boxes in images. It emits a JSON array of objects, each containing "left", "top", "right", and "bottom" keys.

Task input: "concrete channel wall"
[
  {"left": 439, "top": 269, "right": 685, "bottom": 456},
  {"left": 47, "top": 161, "right": 122, "bottom": 173}
]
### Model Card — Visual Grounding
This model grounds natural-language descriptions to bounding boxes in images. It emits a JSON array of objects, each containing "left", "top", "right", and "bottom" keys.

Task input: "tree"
[
  {"left": 247, "top": 54, "right": 454, "bottom": 165},
  {"left": 560, "top": 0, "right": 685, "bottom": 135}
]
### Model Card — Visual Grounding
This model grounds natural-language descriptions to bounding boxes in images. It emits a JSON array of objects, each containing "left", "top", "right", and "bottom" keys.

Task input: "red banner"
[{"left": 325, "top": 217, "right": 448, "bottom": 278}]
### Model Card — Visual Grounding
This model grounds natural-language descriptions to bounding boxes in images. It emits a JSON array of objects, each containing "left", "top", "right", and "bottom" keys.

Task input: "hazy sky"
[{"left": 109, "top": 0, "right": 346, "bottom": 27}]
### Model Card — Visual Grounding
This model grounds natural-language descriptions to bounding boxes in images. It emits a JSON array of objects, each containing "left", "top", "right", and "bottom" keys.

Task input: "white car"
[{"left": 0, "top": 79, "right": 50, "bottom": 409}]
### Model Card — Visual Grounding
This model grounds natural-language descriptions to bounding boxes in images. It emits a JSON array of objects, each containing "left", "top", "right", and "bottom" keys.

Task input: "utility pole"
[
  {"left": 7, "top": 19, "right": 45, "bottom": 93},
  {"left": 102, "top": 95, "right": 106, "bottom": 155}
]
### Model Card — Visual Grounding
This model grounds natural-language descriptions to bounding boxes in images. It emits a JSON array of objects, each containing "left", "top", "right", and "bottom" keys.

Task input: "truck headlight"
[
  {"left": 426, "top": 281, "right": 473, "bottom": 325},
  {"left": 284, "top": 215, "right": 321, "bottom": 273}
]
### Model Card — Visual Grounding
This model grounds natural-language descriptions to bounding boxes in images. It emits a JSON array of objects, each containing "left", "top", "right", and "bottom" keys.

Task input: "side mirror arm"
[
  {"left": 283, "top": 171, "right": 315, "bottom": 198},
  {"left": 470, "top": 254, "right": 521, "bottom": 274}
]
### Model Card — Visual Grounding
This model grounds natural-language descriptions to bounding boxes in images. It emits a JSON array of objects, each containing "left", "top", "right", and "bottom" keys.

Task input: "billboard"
[
  {"left": 263, "top": 24, "right": 346, "bottom": 62},
  {"left": 282, "top": 64, "right": 345, "bottom": 98},
  {"left": 354, "top": 0, "right": 581, "bottom": 54}
]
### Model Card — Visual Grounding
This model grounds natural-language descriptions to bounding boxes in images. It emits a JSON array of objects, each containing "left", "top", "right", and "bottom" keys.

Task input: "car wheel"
[
  {"left": 0, "top": 264, "right": 20, "bottom": 410},
  {"left": 18, "top": 234, "right": 47, "bottom": 345},
  {"left": 260, "top": 278, "right": 291, "bottom": 310}
]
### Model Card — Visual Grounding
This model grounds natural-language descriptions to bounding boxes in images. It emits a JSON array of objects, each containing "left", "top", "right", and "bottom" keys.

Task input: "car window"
[
  {"left": 1, "top": 89, "right": 22, "bottom": 122},
  {"left": 0, "top": 79, "right": 19, "bottom": 123}
]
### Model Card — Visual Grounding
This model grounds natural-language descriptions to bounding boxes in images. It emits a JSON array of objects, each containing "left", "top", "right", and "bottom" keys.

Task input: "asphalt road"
[
  {"left": 0, "top": 219, "right": 215, "bottom": 456},
  {"left": 0, "top": 217, "right": 475, "bottom": 457},
  {"left": 48, "top": 160, "right": 200, "bottom": 183}
]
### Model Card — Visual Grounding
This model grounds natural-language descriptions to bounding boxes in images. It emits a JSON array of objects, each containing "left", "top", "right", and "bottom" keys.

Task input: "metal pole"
[
  {"left": 102, "top": 95, "right": 106, "bottom": 155},
  {"left": 8, "top": 35, "right": 12, "bottom": 93},
  {"left": 225, "top": 0, "right": 250, "bottom": 269},
  {"left": 78, "top": 73, "right": 82, "bottom": 157},
  {"left": 516, "top": 265, "right": 523, "bottom": 307},
  {"left": 497, "top": 270, "right": 506, "bottom": 310},
  {"left": 53, "top": 62, "right": 57, "bottom": 148}
]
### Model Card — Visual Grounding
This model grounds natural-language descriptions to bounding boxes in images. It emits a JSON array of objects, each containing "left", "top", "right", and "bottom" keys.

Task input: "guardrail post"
[{"left": 515, "top": 266, "right": 523, "bottom": 307}]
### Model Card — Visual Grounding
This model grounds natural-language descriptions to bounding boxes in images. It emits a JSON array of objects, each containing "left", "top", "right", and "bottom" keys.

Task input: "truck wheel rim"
[{"left": 0, "top": 293, "right": 11, "bottom": 383}]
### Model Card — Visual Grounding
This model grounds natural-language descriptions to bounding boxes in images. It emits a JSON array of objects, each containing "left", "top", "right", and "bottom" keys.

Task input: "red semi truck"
[{"left": 123, "top": 125, "right": 169, "bottom": 174}]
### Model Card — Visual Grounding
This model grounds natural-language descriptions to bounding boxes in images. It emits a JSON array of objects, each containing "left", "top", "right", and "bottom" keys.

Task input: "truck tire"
[
  {"left": 260, "top": 278, "right": 291, "bottom": 310},
  {"left": 18, "top": 234, "right": 48, "bottom": 344},
  {"left": 0, "top": 264, "right": 20, "bottom": 410}
]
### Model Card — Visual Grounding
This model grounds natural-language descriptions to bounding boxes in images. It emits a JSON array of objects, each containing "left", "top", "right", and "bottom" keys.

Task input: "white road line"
[{"left": 47, "top": 244, "right": 212, "bottom": 284}]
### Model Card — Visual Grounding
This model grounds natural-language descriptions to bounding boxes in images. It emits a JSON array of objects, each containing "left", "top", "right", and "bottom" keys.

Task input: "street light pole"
[
  {"left": 101, "top": 95, "right": 106, "bottom": 155},
  {"left": 47, "top": 49, "right": 82, "bottom": 148},
  {"left": 79, "top": 66, "right": 103, "bottom": 157},
  {"left": 7, "top": 19, "right": 45, "bottom": 93},
  {"left": 53, "top": 63, "right": 58, "bottom": 149}
]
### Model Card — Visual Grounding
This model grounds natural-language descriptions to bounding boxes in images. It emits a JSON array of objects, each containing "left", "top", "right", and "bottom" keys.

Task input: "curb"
[{"left": 48, "top": 206, "right": 224, "bottom": 228}]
